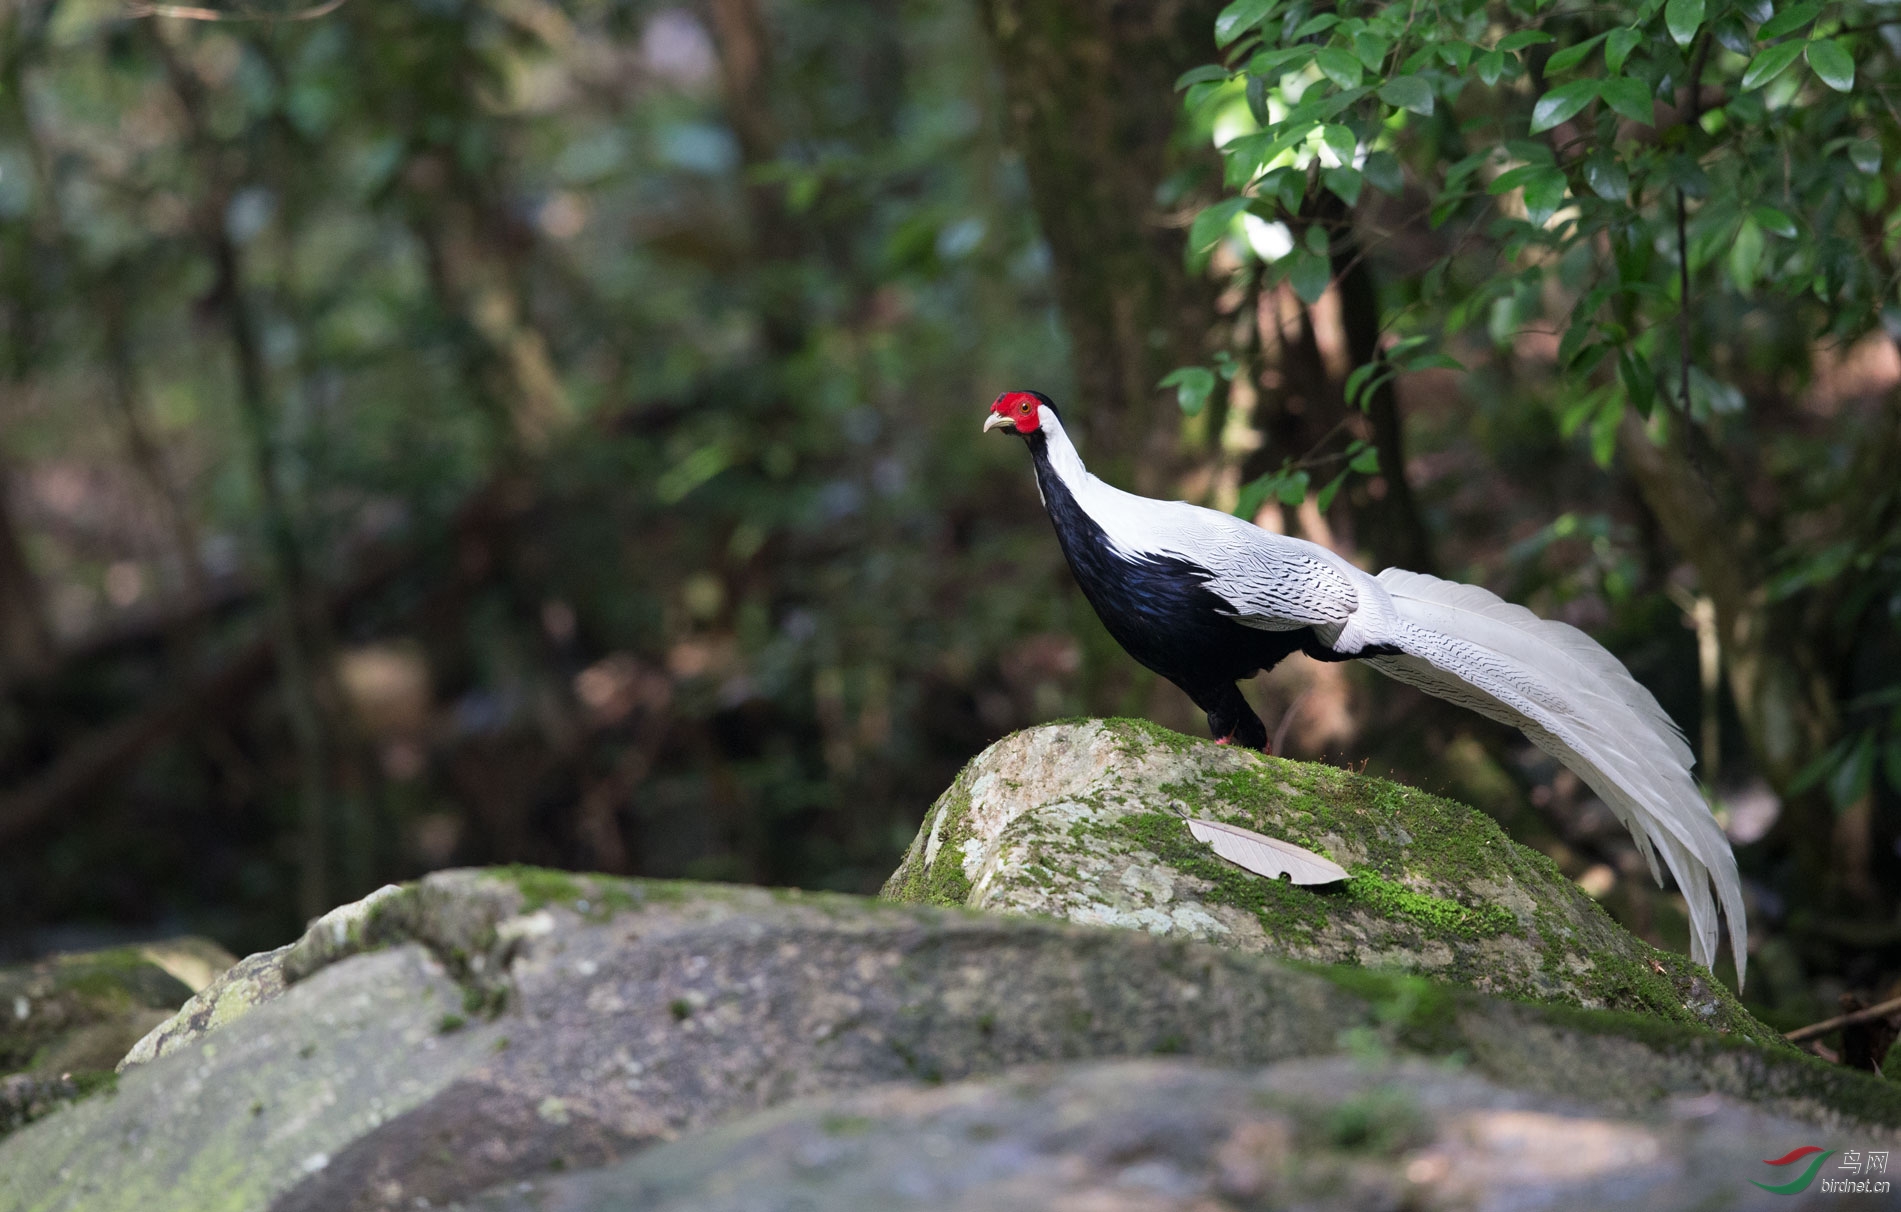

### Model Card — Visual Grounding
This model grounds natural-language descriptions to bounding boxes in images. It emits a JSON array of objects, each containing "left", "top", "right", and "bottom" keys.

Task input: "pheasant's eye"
[{"left": 1019, "top": 401, "right": 1032, "bottom": 414}]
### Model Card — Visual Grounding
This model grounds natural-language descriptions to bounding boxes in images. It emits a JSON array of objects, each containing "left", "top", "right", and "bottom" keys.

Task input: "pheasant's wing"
[{"left": 1146, "top": 507, "right": 1360, "bottom": 633}]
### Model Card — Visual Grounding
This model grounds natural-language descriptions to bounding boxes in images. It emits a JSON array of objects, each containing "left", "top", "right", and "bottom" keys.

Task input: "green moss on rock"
[{"left": 881, "top": 720, "right": 1783, "bottom": 1050}]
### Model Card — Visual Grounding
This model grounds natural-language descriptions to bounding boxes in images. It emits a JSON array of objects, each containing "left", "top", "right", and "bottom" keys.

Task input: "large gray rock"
[
  {"left": 453, "top": 1056, "right": 1896, "bottom": 1212},
  {"left": 883, "top": 720, "right": 1774, "bottom": 1043},
  {"left": 0, "top": 938, "right": 231, "bottom": 1140},
  {"left": 1, "top": 869, "right": 1896, "bottom": 1212}
]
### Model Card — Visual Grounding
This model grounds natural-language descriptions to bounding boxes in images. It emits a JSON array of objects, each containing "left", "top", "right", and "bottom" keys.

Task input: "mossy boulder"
[
  {"left": 3, "top": 869, "right": 1897, "bottom": 1212},
  {"left": 0, "top": 938, "right": 232, "bottom": 1141},
  {"left": 882, "top": 719, "right": 1775, "bottom": 1045},
  {"left": 449, "top": 1056, "right": 1879, "bottom": 1212}
]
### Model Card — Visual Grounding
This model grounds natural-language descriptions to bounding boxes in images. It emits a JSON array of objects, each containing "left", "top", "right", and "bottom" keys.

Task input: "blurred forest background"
[{"left": 0, "top": 0, "right": 1896, "bottom": 1048}]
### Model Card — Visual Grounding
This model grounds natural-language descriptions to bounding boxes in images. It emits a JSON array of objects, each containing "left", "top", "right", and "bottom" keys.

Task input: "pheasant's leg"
[{"left": 1185, "top": 681, "right": 1269, "bottom": 753}]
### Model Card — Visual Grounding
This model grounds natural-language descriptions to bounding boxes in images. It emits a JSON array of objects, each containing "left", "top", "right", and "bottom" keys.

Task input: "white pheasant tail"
[{"left": 1361, "top": 569, "right": 1747, "bottom": 987}]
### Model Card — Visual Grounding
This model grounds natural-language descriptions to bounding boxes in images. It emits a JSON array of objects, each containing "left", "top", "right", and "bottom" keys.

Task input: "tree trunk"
[
  {"left": 976, "top": 0, "right": 1226, "bottom": 488},
  {"left": 0, "top": 467, "right": 50, "bottom": 682}
]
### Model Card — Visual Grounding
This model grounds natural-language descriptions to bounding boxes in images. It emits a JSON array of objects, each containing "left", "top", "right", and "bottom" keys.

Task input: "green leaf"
[
  {"left": 1850, "top": 139, "right": 1882, "bottom": 174},
  {"left": 1436, "top": 41, "right": 1474, "bottom": 70},
  {"left": 1349, "top": 444, "right": 1382, "bottom": 473},
  {"left": 1590, "top": 395, "right": 1623, "bottom": 468},
  {"left": 1584, "top": 149, "right": 1630, "bottom": 200},
  {"left": 1619, "top": 351, "right": 1656, "bottom": 417},
  {"left": 1378, "top": 75, "right": 1434, "bottom": 115},
  {"left": 1829, "top": 732, "right": 1876, "bottom": 808},
  {"left": 1599, "top": 76, "right": 1654, "bottom": 124},
  {"left": 1160, "top": 366, "right": 1218, "bottom": 415},
  {"left": 1751, "top": 204, "right": 1797, "bottom": 237},
  {"left": 1475, "top": 49, "right": 1509, "bottom": 86},
  {"left": 1289, "top": 249, "right": 1332, "bottom": 303},
  {"left": 1606, "top": 28, "right": 1642, "bottom": 73},
  {"left": 1665, "top": 0, "right": 1705, "bottom": 47},
  {"left": 1323, "top": 165, "right": 1364, "bottom": 206},
  {"left": 1277, "top": 469, "right": 1312, "bottom": 506},
  {"left": 1741, "top": 40, "right": 1805, "bottom": 90},
  {"left": 1245, "top": 75, "right": 1273, "bottom": 125},
  {"left": 1522, "top": 168, "right": 1569, "bottom": 224},
  {"left": 1361, "top": 151, "right": 1403, "bottom": 195},
  {"left": 1806, "top": 38, "right": 1854, "bottom": 92},
  {"left": 1344, "top": 362, "right": 1380, "bottom": 408},
  {"left": 1304, "top": 224, "right": 1330, "bottom": 255},
  {"left": 1321, "top": 123, "right": 1358, "bottom": 163},
  {"left": 1728, "top": 216, "right": 1764, "bottom": 290},
  {"left": 1758, "top": 1, "right": 1822, "bottom": 39},
  {"left": 1289, "top": 13, "right": 1339, "bottom": 38},
  {"left": 1174, "top": 65, "right": 1230, "bottom": 90},
  {"left": 1315, "top": 47, "right": 1364, "bottom": 88},
  {"left": 1529, "top": 79, "right": 1599, "bottom": 133},
  {"left": 1353, "top": 32, "right": 1391, "bottom": 70},
  {"left": 1216, "top": 0, "right": 1276, "bottom": 47},
  {"left": 1546, "top": 31, "right": 1610, "bottom": 75},
  {"left": 1247, "top": 47, "right": 1311, "bottom": 77},
  {"left": 1188, "top": 197, "right": 1248, "bottom": 255},
  {"left": 1487, "top": 163, "right": 1550, "bottom": 195},
  {"left": 1315, "top": 469, "right": 1350, "bottom": 513},
  {"left": 1497, "top": 30, "right": 1553, "bottom": 52}
]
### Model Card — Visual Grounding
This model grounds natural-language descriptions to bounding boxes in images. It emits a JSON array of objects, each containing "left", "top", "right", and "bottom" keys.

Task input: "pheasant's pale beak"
[{"left": 982, "top": 412, "right": 1014, "bottom": 434}]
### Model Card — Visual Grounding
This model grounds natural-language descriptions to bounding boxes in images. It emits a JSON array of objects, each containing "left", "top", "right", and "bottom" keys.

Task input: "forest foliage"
[{"left": 0, "top": 0, "right": 1895, "bottom": 1042}]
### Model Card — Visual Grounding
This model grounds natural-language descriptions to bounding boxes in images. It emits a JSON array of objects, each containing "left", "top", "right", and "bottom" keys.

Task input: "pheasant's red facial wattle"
[{"left": 985, "top": 391, "right": 1044, "bottom": 435}]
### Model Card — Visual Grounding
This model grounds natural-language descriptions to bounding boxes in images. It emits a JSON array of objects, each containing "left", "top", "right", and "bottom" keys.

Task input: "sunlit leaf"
[
  {"left": 1175, "top": 65, "right": 1230, "bottom": 90},
  {"left": 1350, "top": 444, "right": 1382, "bottom": 473},
  {"left": 1729, "top": 216, "right": 1764, "bottom": 290},
  {"left": 1353, "top": 32, "right": 1391, "bottom": 71},
  {"left": 1850, "top": 139, "right": 1883, "bottom": 174},
  {"left": 1324, "top": 165, "right": 1363, "bottom": 206},
  {"left": 1584, "top": 149, "right": 1630, "bottom": 200},
  {"left": 1806, "top": 39, "right": 1855, "bottom": 92},
  {"left": 1436, "top": 40, "right": 1473, "bottom": 70},
  {"left": 1599, "top": 77, "right": 1654, "bottom": 125},
  {"left": 1665, "top": 0, "right": 1705, "bottom": 47},
  {"left": 1546, "top": 31, "right": 1610, "bottom": 75},
  {"left": 1752, "top": 204, "right": 1797, "bottom": 237},
  {"left": 1216, "top": 0, "right": 1276, "bottom": 47},
  {"left": 1315, "top": 47, "right": 1363, "bottom": 88},
  {"left": 1619, "top": 350, "right": 1655, "bottom": 417},
  {"left": 1487, "top": 163, "right": 1549, "bottom": 195},
  {"left": 1379, "top": 74, "right": 1434, "bottom": 114},
  {"left": 1758, "top": 1, "right": 1822, "bottom": 39},
  {"left": 1529, "top": 80, "right": 1599, "bottom": 133},
  {"left": 1289, "top": 13, "right": 1339, "bottom": 38},
  {"left": 1188, "top": 197, "right": 1247, "bottom": 255},
  {"left": 1606, "top": 28, "right": 1642, "bottom": 73},
  {"left": 1522, "top": 168, "right": 1568, "bottom": 224},
  {"left": 1321, "top": 123, "right": 1357, "bottom": 163},
  {"left": 1741, "top": 40, "right": 1805, "bottom": 90},
  {"left": 1475, "top": 49, "right": 1509, "bottom": 86}
]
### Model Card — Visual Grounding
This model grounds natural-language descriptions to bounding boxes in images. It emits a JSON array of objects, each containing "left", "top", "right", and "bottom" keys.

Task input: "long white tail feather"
[{"left": 1365, "top": 568, "right": 1746, "bottom": 987}]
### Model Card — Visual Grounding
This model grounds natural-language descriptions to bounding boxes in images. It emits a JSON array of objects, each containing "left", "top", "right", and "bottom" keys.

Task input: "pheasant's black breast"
[{"left": 1027, "top": 433, "right": 1311, "bottom": 692}]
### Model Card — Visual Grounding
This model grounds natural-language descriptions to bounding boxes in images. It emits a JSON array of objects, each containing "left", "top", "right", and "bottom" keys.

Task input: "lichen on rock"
[
  {"left": 0, "top": 940, "right": 229, "bottom": 1141},
  {"left": 881, "top": 719, "right": 1778, "bottom": 1045}
]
